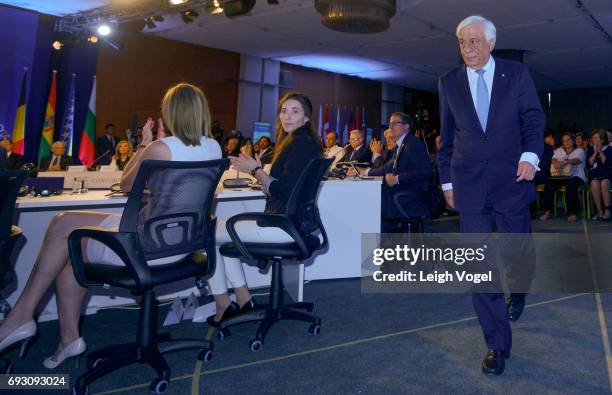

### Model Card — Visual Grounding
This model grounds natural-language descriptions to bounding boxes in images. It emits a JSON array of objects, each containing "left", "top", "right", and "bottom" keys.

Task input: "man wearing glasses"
[
  {"left": 362, "top": 112, "right": 432, "bottom": 232},
  {"left": 340, "top": 129, "right": 372, "bottom": 165},
  {"left": 437, "top": 15, "right": 544, "bottom": 375}
]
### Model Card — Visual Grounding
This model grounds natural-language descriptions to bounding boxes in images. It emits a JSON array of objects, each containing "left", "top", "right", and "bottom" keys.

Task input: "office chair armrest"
[
  {"left": 68, "top": 227, "right": 152, "bottom": 290},
  {"left": 225, "top": 212, "right": 300, "bottom": 260},
  {"left": 392, "top": 190, "right": 429, "bottom": 219}
]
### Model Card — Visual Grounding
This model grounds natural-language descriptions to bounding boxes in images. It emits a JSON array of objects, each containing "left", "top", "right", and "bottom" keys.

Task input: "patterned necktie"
[
  {"left": 475, "top": 69, "right": 489, "bottom": 132},
  {"left": 392, "top": 145, "right": 400, "bottom": 172}
]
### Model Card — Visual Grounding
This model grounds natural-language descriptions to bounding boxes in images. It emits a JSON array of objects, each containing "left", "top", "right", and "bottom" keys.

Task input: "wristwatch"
[{"left": 250, "top": 166, "right": 261, "bottom": 176}]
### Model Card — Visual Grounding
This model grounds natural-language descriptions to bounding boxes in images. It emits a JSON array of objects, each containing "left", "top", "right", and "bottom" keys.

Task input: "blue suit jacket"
[
  {"left": 370, "top": 133, "right": 432, "bottom": 191},
  {"left": 437, "top": 58, "right": 545, "bottom": 214}
]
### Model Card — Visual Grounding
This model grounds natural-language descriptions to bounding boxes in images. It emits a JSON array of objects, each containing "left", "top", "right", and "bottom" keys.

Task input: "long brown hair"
[{"left": 271, "top": 92, "right": 321, "bottom": 165}]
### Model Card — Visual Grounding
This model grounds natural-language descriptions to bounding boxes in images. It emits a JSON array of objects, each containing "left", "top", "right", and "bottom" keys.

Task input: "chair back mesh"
[
  {"left": 119, "top": 159, "right": 228, "bottom": 260},
  {"left": 284, "top": 158, "right": 332, "bottom": 240}
]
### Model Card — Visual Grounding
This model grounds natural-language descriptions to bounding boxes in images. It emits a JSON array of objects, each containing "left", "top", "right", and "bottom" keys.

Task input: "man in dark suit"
[
  {"left": 0, "top": 145, "right": 7, "bottom": 170},
  {"left": 0, "top": 139, "right": 25, "bottom": 170},
  {"left": 95, "top": 123, "right": 119, "bottom": 165},
  {"left": 40, "top": 141, "right": 73, "bottom": 171},
  {"left": 438, "top": 16, "right": 544, "bottom": 375},
  {"left": 340, "top": 129, "right": 372, "bottom": 165},
  {"left": 257, "top": 136, "right": 274, "bottom": 165},
  {"left": 363, "top": 113, "right": 432, "bottom": 231}
]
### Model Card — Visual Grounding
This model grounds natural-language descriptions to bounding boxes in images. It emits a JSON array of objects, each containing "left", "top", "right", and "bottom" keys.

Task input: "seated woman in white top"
[
  {"left": 0, "top": 83, "right": 221, "bottom": 369},
  {"left": 540, "top": 132, "right": 586, "bottom": 222}
]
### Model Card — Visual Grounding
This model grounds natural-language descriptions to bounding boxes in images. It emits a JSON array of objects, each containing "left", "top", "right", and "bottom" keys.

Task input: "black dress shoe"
[
  {"left": 206, "top": 301, "right": 240, "bottom": 327},
  {"left": 507, "top": 293, "right": 526, "bottom": 322},
  {"left": 481, "top": 348, "right": 509, "bottom": 375}
]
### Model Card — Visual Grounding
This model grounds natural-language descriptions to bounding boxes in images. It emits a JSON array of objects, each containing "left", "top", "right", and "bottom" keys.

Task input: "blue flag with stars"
[{"left": 60, "top": 74, "right": 76, "bottom": 156}]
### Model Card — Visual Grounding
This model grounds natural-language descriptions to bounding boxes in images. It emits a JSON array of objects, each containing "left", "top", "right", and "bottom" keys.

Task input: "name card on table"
[{"left": 38, "top": 171, "right": 123, "bottom": 190}]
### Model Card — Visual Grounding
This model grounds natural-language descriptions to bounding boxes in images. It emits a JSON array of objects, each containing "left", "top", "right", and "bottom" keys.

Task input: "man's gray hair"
[{"left": 456, "top": 15, "right": 496, "bottom": 44}]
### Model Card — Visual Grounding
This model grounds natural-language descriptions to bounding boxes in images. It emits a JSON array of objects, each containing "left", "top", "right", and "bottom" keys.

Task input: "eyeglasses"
[
  {"left": 349, "top": 137, "right": 362, "bottom": 142},
  {"left": 388, "top": 121, "right": 406, "bottom": 127}
]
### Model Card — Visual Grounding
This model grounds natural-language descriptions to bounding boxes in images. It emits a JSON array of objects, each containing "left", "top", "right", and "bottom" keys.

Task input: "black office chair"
[
  {"left": 67, "top": 159, "right": 228, "bottom": 395},
  {"left": 0, "top": 170, "right": 28, "bottom": 373},
  {"left": 216, "top": 157, "right": 332, "bottom": 351}
]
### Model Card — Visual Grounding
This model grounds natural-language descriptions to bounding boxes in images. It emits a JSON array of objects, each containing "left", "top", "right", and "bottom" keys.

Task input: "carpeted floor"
[{"left": 3, "top": 215, "right": 612, "bottom": 394}]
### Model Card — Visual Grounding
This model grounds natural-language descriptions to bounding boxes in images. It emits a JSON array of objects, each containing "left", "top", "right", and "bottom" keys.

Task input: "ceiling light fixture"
[
  {"left": 169, "top": 0, "right": 187, "bottom": 5},
  {"left": 88, "top": 35, "right": 99, "bottom": 43},
  {"left": 52, "top": 40, "right": 63, "bottom": 50},
  {"left": 315, "top": 0, "right": 396, "bottom": 34},
  {"left": 97, "top": 24, "right": 112, "bottom": 36},
  {"left": 180, "top": 9, "right": 199, "bottom": 23},
  {"left": 204, "top": 0, "right": 224, "bottom": 15}
]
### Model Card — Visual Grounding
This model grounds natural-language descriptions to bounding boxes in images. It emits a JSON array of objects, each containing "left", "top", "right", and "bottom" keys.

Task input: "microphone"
[{"left": 89, "top": 150, "right": 111, "bottom": 170}]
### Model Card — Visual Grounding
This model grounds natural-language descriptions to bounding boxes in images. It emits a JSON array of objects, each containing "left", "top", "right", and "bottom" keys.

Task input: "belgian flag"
[{"left": 11, "top": 68, "right": 27, "bottom": 155}]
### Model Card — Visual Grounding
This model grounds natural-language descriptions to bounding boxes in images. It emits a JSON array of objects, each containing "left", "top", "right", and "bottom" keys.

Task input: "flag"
[
  {"left": 348, "top": 106, "right": 354, "bottom": 131},
  {"left": 361, "top": 105, "right": 366, "bottom": 132},
  {"left": 78, "top": 77, "right": 96, "bottom": 167},
  {"left": 335, "top": 105, "right": 341, "bottom": 134},
  {"left": 11, "top": 68, "right": 28, "bottom": 155},
  {"left": 317, "top": 104, "right": 323, "bottom": 137},
  {"left": 38, "top": 70, "right": 57, "bottom": 164},
  {"left": 355, "top": 106, "right": 360, "bottom": 133},
  {"left": 323, "top": 104, "right": 330, "bottom": 134},
  {"left": 60, "top": 74, "right": 76, "bottom": 156}
]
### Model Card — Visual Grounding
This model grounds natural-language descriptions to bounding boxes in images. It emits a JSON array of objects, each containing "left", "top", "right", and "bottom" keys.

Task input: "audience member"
[
  {"left": 534, "top": 135, "right": 554, "bottom": 185},
  {"left": 340, "top": 129, "right": 372, "bottom": 165},
  {"left": 95, "top": 123, "right": 119, "bottom": 165},
  {"left": 0, "top": 83, "right": 222, "bottom": 369},
  {"left": 240, "top": 138, "right": 255, "bottom": 158},
  {"left": 575, "top": 132, "right": 588, "bottom": 151},
  {"left": 586, "top": 129, "right": 611, "bottom": 220},
  {"left": 370, "top": 129, "right": 394, "bottom": 169},
  {"left": 0, "top": 138, "right": 25, "bottom": 169},
  {"left": 540, "top": 133, "right": 586, "bottom": 221},
  {"left": 40, "top": 141, "right": 73, "bottom": 171},
  {"left": 211, "top": 120, "right": 224, "bottom": 146},
  {"left": 223, "top": 136, "right": 240, "bottom": 158},
  {"left": 362, "top": 112, "right": 432, "bottom": 232},
  {"left": 208, "top": 92, "right": 322, "bottom": 324},
  {"left": 323, "top": 131, "right": 344, "bottom": 168},
  {"left": 113, "top": 139, "right": 133, "bottom": 171},
  {"left": 544, "top": 130, "right": 556, "bottom": 149},
  {"left": 257, "top": 136, "right": 274, "bottom": 165}
]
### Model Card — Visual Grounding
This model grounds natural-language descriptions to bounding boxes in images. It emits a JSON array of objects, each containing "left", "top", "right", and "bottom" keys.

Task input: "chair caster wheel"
[
  {"left": 309, "top": 323, "right": 321, "bottom": 335},
  {"left": 72, "top": 386, "right": 89, "bottom": 395},
  {"left": 249, "top": 339, "right": 263, "bottom": 352},
  {"left": 149, "top": 377, "right": 169, "bottom": 394},
  {"left": 198, "top": 349, "right": 213, "bottom": 363},
  {"left": 217, "top": 327, "right": 230, "bottom": 341}
]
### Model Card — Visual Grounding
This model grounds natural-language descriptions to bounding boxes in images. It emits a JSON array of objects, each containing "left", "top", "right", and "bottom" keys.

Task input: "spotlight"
[
  {"left": 205, "top": 0, "right": 224, "bottom": 14},
  {"left": 88, "top": 35, "right": 99, "bottom": 43},
  {"left": 180, "top": 10, "right": 199, "bottom": 23},
  {"left": 52, "top": 40, "right": 63, "bottom": 50},
  {"left": 169, "top": 0, "right": 186, "bottom": 5},
  {"left": 144, "top": 17, "right": 156, "bottom": 29},
  {"left": 97, "top": 24, "right": 112, "bottom": 36}
]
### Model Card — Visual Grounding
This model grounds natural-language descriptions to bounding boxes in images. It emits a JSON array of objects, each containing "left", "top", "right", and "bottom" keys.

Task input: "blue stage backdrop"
[{"left": 0, "top": 4, "right": 98, "bottom": 164}]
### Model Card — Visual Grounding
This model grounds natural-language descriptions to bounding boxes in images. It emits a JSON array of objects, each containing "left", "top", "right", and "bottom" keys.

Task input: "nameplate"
[{"left": 38, "top": 171, "right": 123, "bottom": 189}]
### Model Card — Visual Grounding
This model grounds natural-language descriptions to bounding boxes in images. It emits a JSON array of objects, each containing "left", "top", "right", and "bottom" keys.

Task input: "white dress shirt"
[{"left": 441, "top": 55, "right": 539, "bottom": 192}]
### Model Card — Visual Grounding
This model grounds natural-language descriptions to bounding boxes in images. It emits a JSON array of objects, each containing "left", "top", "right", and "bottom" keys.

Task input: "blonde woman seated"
[
  {"left": 0, "top": 83, "right": 221, "bottom": 369},
  {"left": 113, "top": 139, "right": 134, "bottom": 171}
]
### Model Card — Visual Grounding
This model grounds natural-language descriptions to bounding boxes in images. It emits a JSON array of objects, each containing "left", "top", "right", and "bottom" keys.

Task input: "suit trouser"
[{"left": 459, "top": 204, "right": 532, "bottom": 353}]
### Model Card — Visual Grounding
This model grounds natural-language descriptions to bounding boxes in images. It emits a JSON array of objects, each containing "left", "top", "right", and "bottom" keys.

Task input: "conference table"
[{"left": 12, "top": 174, "right": 381, "bottom": 321}]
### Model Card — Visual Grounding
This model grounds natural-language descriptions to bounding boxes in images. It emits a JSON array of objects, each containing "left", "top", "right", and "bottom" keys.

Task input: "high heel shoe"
[
  {"left": 43, "top": 337, "right": 86, "bottom": 369},
  {"left": 206, "top": 302, "right": 240, "bottom": 327},
  {"left": 239, "top": 298, "right": 259, "bottom": 313},
  {"left": 0, "top": 320, "right": 37, "bottom": 358}
]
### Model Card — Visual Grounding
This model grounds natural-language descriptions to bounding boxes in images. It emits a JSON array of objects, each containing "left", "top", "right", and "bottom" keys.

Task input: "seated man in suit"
[
  {"left": 257, "top": 136, "right": 274, "bottom": 165},
  {"left": 357, "top": 112, "right": 432, "bottom": 232},
  {"left": 0, "top": 138, "right": 24, "bottom": 169},
  {"left": 323, "top": 131, "right": 345, "bottom": 168},
  {"left": 40, "top": 140, "right": 73, "bottom": 171},
  {"left": 0, "top": 145, "right": 6, "bottom": 170},
  {"left": 370, "top": 128, "right": 395, "bottom": 169},
  {"left": 95, "top": 123, "right": 119, "bottom": 165},
  {"left": 340, "top": 129, "right": 372, "bottom": 165}
]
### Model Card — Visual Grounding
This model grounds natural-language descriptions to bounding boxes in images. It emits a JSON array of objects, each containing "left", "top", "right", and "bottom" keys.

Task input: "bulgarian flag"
[
  {"left": 11, "top": 68, "right": 28, "bottom": 155},
  {"left": 78, "top": 77, "right": 96, "bottom": 167},
  {"left": 38, "top": 70, "right": 57, "bottom": 164}
]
